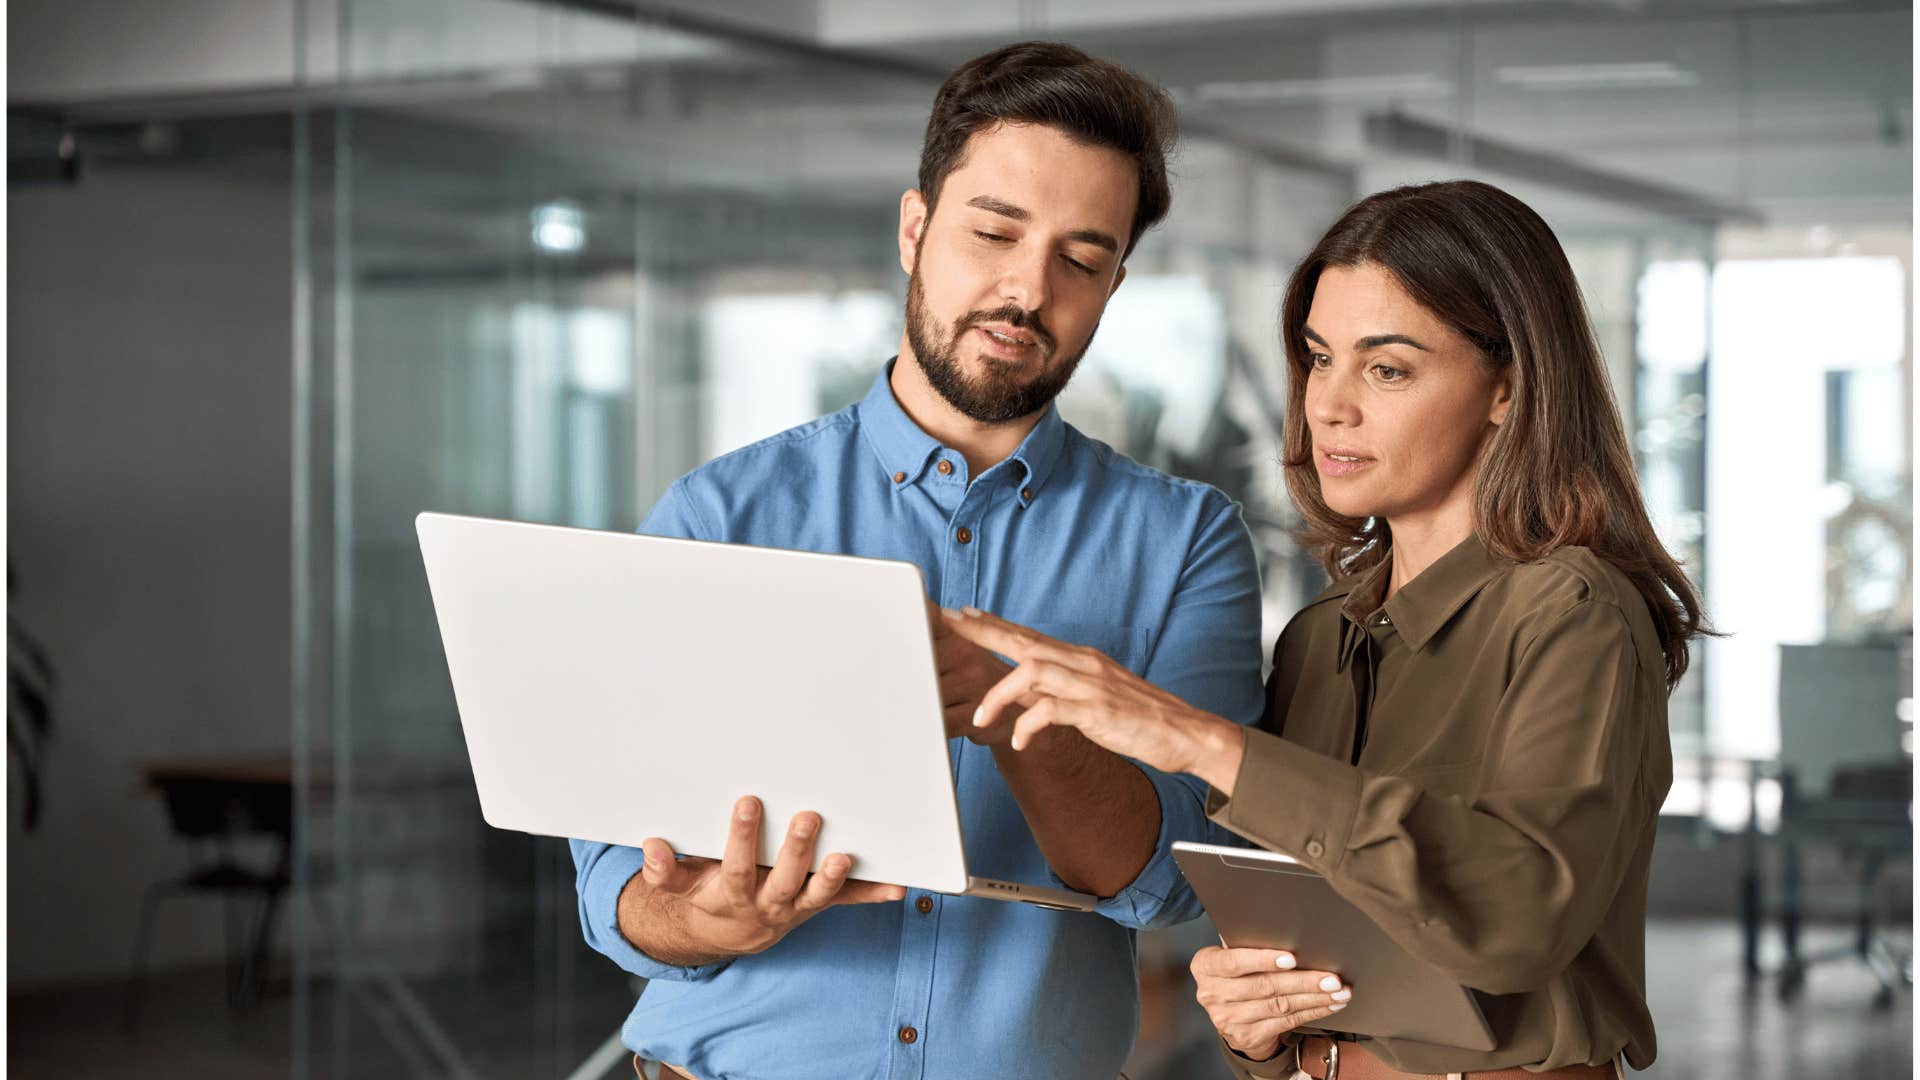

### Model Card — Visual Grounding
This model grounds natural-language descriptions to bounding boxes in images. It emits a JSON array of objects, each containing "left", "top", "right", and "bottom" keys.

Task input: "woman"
[{"left": 945, "top": 180, "right": 1704, "bottom": 1080}]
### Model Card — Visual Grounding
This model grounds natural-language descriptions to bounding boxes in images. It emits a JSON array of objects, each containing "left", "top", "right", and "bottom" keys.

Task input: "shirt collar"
[
  {"left": 1340, "top": 535, "right": 1509, "bottom": 652},
  {"left": 856, "top": 358, "right": 1069, "bottom": 504}
]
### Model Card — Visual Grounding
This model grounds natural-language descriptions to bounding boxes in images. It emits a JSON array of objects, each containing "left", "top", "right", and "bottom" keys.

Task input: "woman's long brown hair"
[{"left": 1279, "top": 180, "right": 1708, "bottom": 687}]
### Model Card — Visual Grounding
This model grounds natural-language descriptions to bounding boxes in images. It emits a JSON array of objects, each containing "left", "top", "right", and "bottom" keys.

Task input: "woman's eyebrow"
[
  {"left": 1301, "top": 326, "right": 1430, "bottom": 352},
  {"left": 1356, "top": 333, "right": 1430, "bottom": 351}
]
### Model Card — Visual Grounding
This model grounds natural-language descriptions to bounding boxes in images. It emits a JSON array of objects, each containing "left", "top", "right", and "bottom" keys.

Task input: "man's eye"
[
  {"left": 974, "top": 231, "right": 1011, "bottom": 243},
  {"left": 1063, "top": 256, "right": 1096, "bottom": 276}
]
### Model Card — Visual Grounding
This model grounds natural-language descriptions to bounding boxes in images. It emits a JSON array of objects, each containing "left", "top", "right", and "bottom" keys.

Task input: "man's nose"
[{"left": 997, "top": 246, "right": 1052, "bottom": 314}]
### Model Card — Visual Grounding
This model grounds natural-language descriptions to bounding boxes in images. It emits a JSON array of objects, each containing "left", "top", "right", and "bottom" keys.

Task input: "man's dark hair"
[{"left": 917, "top": 41, "right": 1178, "bottom": 259}]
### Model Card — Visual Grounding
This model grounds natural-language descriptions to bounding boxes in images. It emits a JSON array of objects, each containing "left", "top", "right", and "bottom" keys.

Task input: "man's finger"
[
  {"left": 833, "top": 878, "right": 909, "bottom": 905},
  {"left": 1192, "top": 946, "right": 1300, "bottom": 979},
  {"left": 760, "top": 811, "right": 821, "bottom": 906},
  {"left": 719, "top": 796, "right": 762, "bottom": 906},
  {"left": 793, "top": 852, "right": 853, "bottom": 911},
  {"left": 640, "top": 837, "right": 691, "bottom": 893}
]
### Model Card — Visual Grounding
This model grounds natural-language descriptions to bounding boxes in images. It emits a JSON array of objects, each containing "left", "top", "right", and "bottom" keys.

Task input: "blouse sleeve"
[{"left": 1206, "top": 597, "right": 1666, "bottom": 995}]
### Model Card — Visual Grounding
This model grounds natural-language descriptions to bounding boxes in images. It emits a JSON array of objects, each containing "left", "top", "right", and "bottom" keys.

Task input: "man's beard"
[{"left": 904, "top": 263, "right": 1092, "bottom": 424}]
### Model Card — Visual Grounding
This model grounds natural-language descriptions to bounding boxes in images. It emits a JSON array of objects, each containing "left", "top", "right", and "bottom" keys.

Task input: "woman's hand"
[
  {"left": 938, "top": 607, "right": 1245, "bottom": 790},
  {"left": 1190, "top": 946, "right": 1352, "bottom": 1063}
]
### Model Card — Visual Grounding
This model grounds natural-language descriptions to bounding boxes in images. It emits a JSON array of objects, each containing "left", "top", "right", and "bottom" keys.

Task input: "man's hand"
[
  {"left": 928, "top": 600, "right": 1029, "bottom": 746},
  {"left": 619, "top": 796, "right": 906, "bottom": 967}
]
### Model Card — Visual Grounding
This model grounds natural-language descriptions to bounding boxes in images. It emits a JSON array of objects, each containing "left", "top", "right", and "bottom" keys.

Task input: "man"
[{"left": 570, "top": 41, "right": 1265, "bottom": 1080}]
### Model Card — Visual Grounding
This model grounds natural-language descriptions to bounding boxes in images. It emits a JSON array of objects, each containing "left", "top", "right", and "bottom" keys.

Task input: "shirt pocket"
[{"left": 1024, "top": 621, "right": 1153, "bottom": 673}]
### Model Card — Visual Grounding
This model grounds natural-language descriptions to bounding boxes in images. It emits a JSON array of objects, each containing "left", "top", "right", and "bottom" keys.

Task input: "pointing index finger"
[{"left": 941, "top": 607, "right": 1037, "bottom": 660}]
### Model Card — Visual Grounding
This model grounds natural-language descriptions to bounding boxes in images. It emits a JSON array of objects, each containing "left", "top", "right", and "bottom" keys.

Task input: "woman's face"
[{"left": 1302, "top": 262, "right": 1511, "bottom": 530}]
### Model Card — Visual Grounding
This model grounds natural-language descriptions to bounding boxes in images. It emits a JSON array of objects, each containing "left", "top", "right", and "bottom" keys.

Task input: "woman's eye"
[
  {"left": 1308, "top": 352, "right": 1332, "bottom": 369},
  {"left": 1372, "top": 364, "right": 1407, "bottom": 382}
]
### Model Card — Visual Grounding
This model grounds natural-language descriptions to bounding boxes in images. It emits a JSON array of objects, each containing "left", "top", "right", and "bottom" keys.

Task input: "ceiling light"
[
  {"left": 532, "top": 202, "right": 585, "bottom": 255},
  {"left": 1494, "top": 62, "right": 1699, "bottom": 90}
]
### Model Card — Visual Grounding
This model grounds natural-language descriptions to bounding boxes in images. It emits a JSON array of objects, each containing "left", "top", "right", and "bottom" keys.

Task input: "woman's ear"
[
  {"left": 898, "top": 189, "right": 928, "bottom": 276},
  {"left": 1489, "top": 369, "right": 1514, "bottom": 426}
]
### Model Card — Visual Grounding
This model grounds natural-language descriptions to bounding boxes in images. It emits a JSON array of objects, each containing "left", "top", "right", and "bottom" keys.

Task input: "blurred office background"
[{"left": 7, "top": 0, "right": 1912, "bottom": 1077}]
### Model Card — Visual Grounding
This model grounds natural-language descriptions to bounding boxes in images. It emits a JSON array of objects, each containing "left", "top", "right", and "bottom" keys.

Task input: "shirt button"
[
  {"left": 1021, "top": 487, "right": 1033, "bottom": 501},
  {"left": 1373, "top": 613, "right": 1391, "bottom": 627},
  {"left": 898, "top": 1026, "right": 918, "bottom": 1045},
  {"left": 935, "top": 459, "right": 954, "bottom": 476},
  {"left": 1305, "top": 839, "right": 1326, "bottom": 859},
  {"left": 955, "top": 526, "right": 972, "bottom": 545},
  {"left": 892, "top": 471, "right": 906, "bottom": 484},
  {"left": 916, "top": 895, "right": 934, "bottom": 914}
]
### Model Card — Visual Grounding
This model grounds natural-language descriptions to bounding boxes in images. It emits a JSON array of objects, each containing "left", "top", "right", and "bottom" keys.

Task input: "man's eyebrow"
[
  {"left": 966, "top": 195, "right": 1030, "bottom": 221},
  {"left": 1066, "top": 228, "right": 1119, "bottom": 254},
  {"left": 964, "top": 196, "right": 1119, "bottom": 254}
]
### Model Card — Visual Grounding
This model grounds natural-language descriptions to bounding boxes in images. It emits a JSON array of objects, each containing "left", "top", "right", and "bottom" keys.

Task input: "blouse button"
[
  {"left": 916, "top": 895, "right": 934, "bottom": 914},
  {"left": 935, "top": 459, "right": 954, "bottom": 476},
  {"left": 892, "top": 471, "right": 907, "bottom": 484},
  {"left": 898, "top": 1026, "right": 918, "bottom": 1044},
  {"left": 1305, "top": 839, "right": 1326, "bottom": 859},
  {"left": 955, "top": 526, "right": 972, "bottom": 545}
]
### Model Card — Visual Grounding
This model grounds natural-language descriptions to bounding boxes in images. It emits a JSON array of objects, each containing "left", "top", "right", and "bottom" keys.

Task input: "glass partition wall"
[{"left": 291, "top": 3, "right": 1910, "bottom": 1077}]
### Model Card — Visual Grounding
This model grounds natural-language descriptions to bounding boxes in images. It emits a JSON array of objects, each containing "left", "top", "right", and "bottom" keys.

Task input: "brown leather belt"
[{"left": 1297, "top": 1036, "right": 1616, "bottom": 1080}]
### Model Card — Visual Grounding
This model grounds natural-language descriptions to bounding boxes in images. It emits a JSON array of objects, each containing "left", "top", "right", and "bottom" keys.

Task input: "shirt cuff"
[
  {"left": 576, "top": 843, "right": 731, "bottom": 983},
  {"left": 1205, "top": 728, "right": 1361, "bottom": 875},
  {"left": 1217, "top": 1036, "right": 1299, "bottom": 1079},
  {"left": 1049, "top": 762, "right": 1208, "bottom": 931}
]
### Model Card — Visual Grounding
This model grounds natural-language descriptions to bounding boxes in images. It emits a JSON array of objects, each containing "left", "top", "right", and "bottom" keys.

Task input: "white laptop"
[{"left": 415, "top": 511, "right": 1095, "bottom": 912}]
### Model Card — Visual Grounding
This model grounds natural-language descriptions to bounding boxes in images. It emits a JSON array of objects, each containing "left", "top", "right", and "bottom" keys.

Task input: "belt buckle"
[{"left": 1320, "top": 1037, "right": 1339, "bottom": 1080}]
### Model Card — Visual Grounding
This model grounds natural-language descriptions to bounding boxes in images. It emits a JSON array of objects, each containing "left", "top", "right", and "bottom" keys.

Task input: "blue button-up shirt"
[{"left": 571, "top": 362, "right": 1265, "bottom": 1080}]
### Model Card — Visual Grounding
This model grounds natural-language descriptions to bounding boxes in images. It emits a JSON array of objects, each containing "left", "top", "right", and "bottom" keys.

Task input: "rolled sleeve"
[
  {"left": 1052, "top": 763, "right": 1226, "bottom": 930},
  {"left": 568, "top": 838, "right": 730, "bottom": 983}
]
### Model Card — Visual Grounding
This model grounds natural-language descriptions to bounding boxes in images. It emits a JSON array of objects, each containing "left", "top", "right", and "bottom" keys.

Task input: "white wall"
[{"left": 7, "top": 164, "right": 292, "bottom": 986}]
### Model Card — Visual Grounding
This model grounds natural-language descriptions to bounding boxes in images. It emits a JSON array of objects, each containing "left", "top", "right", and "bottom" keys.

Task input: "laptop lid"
[{"left": 416, "top": 511, "right": 973, "bottom": 894}]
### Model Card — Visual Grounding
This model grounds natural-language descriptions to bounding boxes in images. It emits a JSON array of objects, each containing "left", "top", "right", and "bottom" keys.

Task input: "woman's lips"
[{"left": 1317, "top": 448, "right": 1374, "bottom": 478}]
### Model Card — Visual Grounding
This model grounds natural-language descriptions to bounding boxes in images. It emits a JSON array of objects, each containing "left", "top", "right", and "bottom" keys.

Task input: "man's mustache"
[{"left": 956, "top": 306, "right": 1056, "bottom": 357}]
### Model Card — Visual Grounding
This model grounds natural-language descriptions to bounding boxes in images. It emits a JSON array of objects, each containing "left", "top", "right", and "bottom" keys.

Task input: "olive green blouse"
[{"left": 1208, "top": 537, "right": 1672, "bottom": 1077}]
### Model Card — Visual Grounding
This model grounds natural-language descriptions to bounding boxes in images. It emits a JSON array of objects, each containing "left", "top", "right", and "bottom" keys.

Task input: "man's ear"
[
  {"left": 1489, "top": 369, "right": 1514, "bottom": 426},
  {"left": 1107, "top": 263, "right": 1127, "bottom": 299},
  {"left": 898, "top": 189, "right": 928, "bottom": 276}
]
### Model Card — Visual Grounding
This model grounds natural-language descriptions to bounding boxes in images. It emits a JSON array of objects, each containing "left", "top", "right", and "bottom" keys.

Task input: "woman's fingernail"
[
  {"left": 962, "top": 606, "right": 982, "bottom": 616},
  {"left": 1319, "top": 975, "right": 1341, "bottom": 992},
  {"left": 1274, "top": 953, "right": 1296, "bottom": 970},
  {"left": 941, "top": 607, "right": 961, "bottom": 619},
  {"left": 972, "top": 707, "right": 987, "bottom": 727},
  {"left": 1329, "top": 1002, "right": 1348, "bottom": 1012},
  {"left": 1332, "top": 988, "right": 1352, "bottom": 1002}
]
